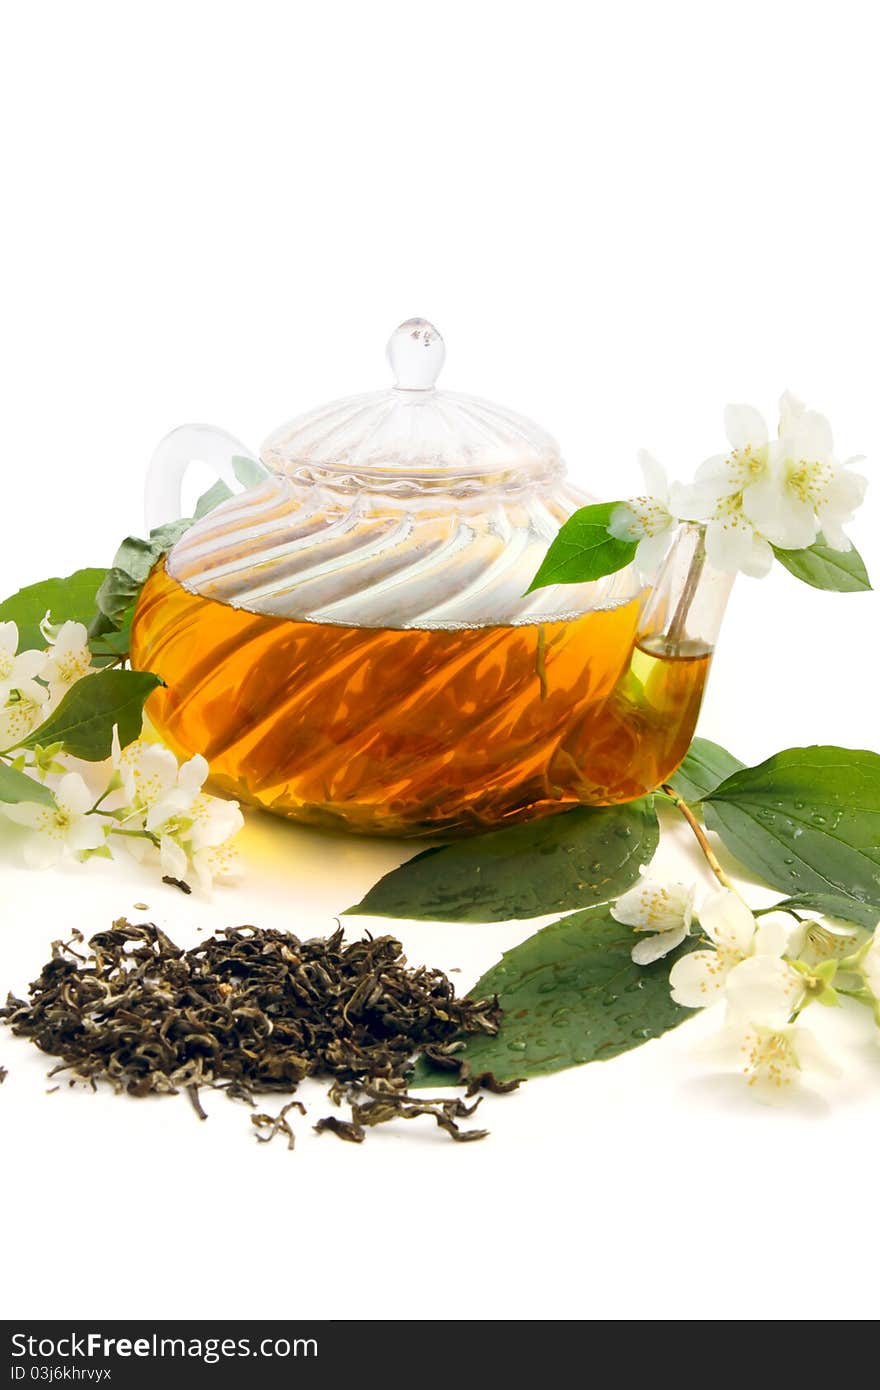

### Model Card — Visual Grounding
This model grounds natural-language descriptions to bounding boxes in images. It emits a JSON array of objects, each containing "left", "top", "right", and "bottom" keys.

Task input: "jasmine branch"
[{"left": 661, "top": 782, "right": 733, "bottom": 889}]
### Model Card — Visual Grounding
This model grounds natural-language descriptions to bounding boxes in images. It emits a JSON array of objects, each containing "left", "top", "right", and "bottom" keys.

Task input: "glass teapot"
[{"left": 130, "top": 319, "right": 731, "bottom": 838}]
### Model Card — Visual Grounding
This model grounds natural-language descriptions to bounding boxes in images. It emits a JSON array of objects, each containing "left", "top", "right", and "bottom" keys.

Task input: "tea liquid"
[{"left": 130, "top": 563, "right": 711, "bottom": 836}]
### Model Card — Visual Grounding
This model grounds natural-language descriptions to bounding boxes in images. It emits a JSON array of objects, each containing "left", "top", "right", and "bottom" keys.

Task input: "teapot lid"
[
  {"left": 260, "top": 319, "right": 561, "bottom": 491},
  {"left": 162, "top": 318, "right": 639, "bottom": 629}
]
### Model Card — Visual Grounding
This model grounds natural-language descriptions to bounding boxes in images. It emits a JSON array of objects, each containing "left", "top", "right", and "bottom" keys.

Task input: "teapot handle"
[{"left": 144, "top": 424, "right": 269, "bottom": 531}]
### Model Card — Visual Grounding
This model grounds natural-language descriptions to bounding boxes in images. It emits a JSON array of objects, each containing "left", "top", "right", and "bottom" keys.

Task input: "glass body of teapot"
[{"left": 130, "top": 321, "right": 730, "bottom": 837}]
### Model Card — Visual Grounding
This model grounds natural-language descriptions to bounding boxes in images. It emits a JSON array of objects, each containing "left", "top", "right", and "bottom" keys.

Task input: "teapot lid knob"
[{"left": 386, "top": 318, "right": 445, "bottom": 391}]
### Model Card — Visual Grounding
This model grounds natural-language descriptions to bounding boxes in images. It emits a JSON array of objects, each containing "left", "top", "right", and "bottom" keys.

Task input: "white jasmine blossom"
[
  {"left": 668, "top": 891, "right": 789, "bottom": 1007},
  {"left": 656, "top": 889, "right": 844, "bottom": 1100},
  {"left": 709, "top": 1015, "right": 838, "bottom": 1100},
  {"left": 0, "top": 684, "right": 49, "bottom": 750},
  {"left": 674, "top": 405, "right": 776, "bottom": 577},
  {"left": 608, "top": 452, "right": 680, "bottom": 575},
  {"left": 0, "top": 638, "right": 246, "bottom": 888},
  {"left": 111, "top": 728, "right": 178, "bottom": 812},
  {"left": 41, "top": 620, "right": 95, "bottom": 701},
  {"left": 145, "top": 755, "right": 245, "bottom": 888},
  {"left": 192, "top": 835, "right": 242, "bottom": 893},
  {"left": 0, "top": 622, "right": 47, "bottom": 707},
  {"left": 672, "top": 395, "right": 867, "bottom": 573},
  {"left": 784, "top": 915, "right": 861, "bottom": 965},
  {"left": 189, "top": 792, "right": 244, "bottom": 857},
  {"left": 701, "top": 403, "right": 774, "bottom": 504},
  {"left": 612, "top": 874, "right": 695, "bottom": 963},
  {"left": 724, "top": 952, "right": 805, "bottom": 1021},
  {"left": 144, "top": 754, "right": 210, "bottom": 877},
  {"left": 2, "top": 771, "right": 107, "bottom": 868},
  {"left": 743, "top": 393, "right": 867, "bottom": 552}
]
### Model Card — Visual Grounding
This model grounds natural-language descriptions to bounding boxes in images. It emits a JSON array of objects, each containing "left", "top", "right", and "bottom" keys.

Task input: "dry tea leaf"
[
  {"left": 252, "top": 1100, "right": 306, "bottom": 1150},
  {"left": 2, "top": 920, "right": 503, "bottom": 1146}
]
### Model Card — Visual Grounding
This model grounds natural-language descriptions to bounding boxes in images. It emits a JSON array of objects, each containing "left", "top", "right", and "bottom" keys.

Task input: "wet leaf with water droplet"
[
  {"left": 410, "top": 906, "right": 699, "bottom": 1085},
  {"left": 344, "top": 799, "right": 659, "bottom": 922},
  {"left": 703, "top": 746, "right": 880, "bottom": 918},
  {"left": 769, "top": 892, "right": 880, "bottom": 929}
]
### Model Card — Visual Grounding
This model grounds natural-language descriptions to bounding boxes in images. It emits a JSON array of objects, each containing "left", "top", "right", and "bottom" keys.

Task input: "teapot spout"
[
  {"left": 638, "top": 523, "right": 733, "bottom": 659},
  {"left": 144, "top": 424, "right": 269, "bottom": 531},
  {"left": 549, "top": 525, "right": 733, "bottom": 807}
]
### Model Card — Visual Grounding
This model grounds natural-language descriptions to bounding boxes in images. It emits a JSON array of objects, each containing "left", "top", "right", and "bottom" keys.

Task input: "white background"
[{"left": 1, "top": 1, "right": 878, "bottom": 1322}]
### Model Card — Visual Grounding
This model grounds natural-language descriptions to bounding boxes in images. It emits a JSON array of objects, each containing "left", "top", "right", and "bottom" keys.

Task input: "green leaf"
[
  {"left": 19, "top": 669, "right": 164, "bottom": 760},
  {"left": 232, "top": 456, "right": 267, "bottom": 489},
  {"left": 703, "top": 747, "right": 880, "bottom": 914},
  {"left": 116, "top": 523, "right": 194, "bottom": 579},
  {"left": 772, "top": 535, "right": 871, "bottom": 592},
  {"left": 768, "top": 893, "right": 879, "bottom": 930},
  {"left": 0, "top": 569, "right": 109, "bottom": 653},
  {"left": 78, "top": 843, "right": 114, "bottom": 862},
  {"left": 93, "top": 522, "right": 192, "bottom": 627},
  {"left": 412, "top": 905, "right": 698, "bottom": 1085},
  {"left": 193, "top": 479, "right": 233, "bottom": 517},
  {"left": 667, "top": 737, "right": 745, "bottom": 802},
  {"left": 93, "top": 477, "right": 238, "bottom": 631},
  {"left": 345, "top": 800, "right": 659, "bottom": 922},
  {"left": 526, "top": 502, "right": 637, "bottom": 591},
  {"left": 89, "top": 606, "right": 135, "bottom": 662},
  {"left": 0, "top": 762, "right": 56, "bottom": 807},
  {"left": 92, "top": 570, "right": 138, "bottom": 628}
]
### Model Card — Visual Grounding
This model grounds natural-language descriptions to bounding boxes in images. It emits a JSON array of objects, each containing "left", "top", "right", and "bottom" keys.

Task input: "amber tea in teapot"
[{"left": 130, "top": 321, "right": 728, "bottom": 837}]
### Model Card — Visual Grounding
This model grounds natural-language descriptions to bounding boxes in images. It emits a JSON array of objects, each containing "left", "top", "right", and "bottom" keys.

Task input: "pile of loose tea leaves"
[{"left": 1, "top": 920, "right": 515, "bottom": 1147}]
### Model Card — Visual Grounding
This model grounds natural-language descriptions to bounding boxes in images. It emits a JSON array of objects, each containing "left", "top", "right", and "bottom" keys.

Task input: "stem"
[
  {"left": 110, "top": 827, "right": 161, "bottom": 848},
  {"left": 88, "top": 787, "right": 115, "bottom": 814},
  {"left": 836, "top": 986, "right": 873, "bottom": 1004},
  {"left": 754, "top": 904, "right": 804, "bottom": 923},
  {"left": 667, "top": 527, "right": 706, "bottom": 649},
  {"left": 0, "top": 749, "right": 41, "bottom": 773},
  {"left": 661, "top": 782, "right": 734, "bottom": 889}
]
